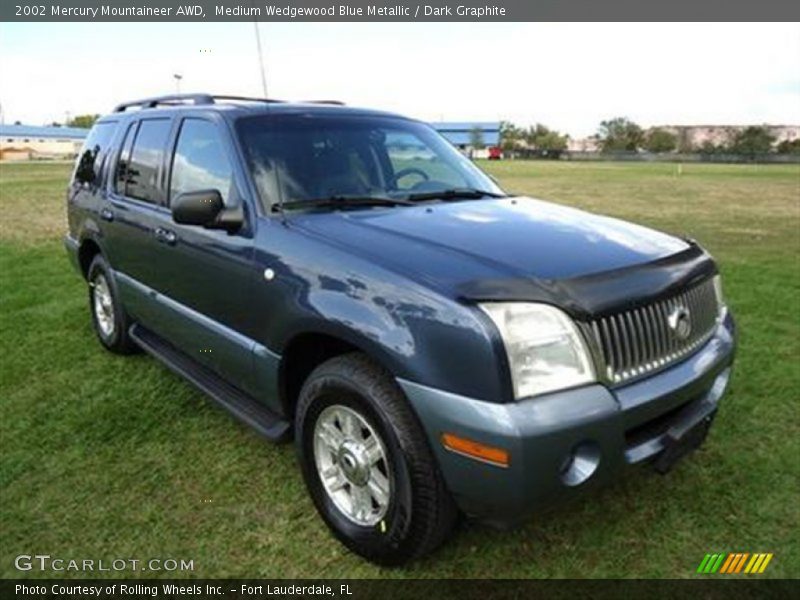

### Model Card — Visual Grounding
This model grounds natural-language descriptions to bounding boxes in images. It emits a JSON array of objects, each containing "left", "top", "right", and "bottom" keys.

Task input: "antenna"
[
  {"left": 173, "top": 73, "right": 183, "bottom": 93},
  {"left": 253, "top": 22, "right": 268, "bottom": 97}
]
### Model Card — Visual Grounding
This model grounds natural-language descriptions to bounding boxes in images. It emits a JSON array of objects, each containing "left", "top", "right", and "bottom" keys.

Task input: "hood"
[{"left": 289, "top": 197, "right": 711, "bottom": 316}]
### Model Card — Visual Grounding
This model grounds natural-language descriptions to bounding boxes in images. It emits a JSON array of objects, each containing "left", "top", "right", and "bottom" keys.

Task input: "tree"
[
  {"left": 469, "top": 126, "right": 485, "bottom": 152},
  {"left": 730, "top": 126, "right": 775, "bottom": 159},
  {"left": 777, "top": 139, "right": 800, "bottom": 155},
  {"left": 644, "top": 128, "right": 677, "bottom": 153},
  {"left": 597, "top": 117, "right": 644, "bottom": 152},
  {"left": 676, "top": 128, "right": 694, "bottom": 153},
  {"left": 698, "top": 141, "right": 724, "bottom": 155},
  {"left": 67, "top": 114, "right": 99, "bottom": 129},
  {"left": 526, "top": 123, "right": 568, "bottom": 157},
  {"left": 499, "top": 121, "right": 525, "bottom": 153}
]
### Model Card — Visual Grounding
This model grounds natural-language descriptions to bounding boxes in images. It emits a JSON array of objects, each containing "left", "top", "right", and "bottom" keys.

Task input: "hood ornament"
[{"left": 668, "top": 305, "right": 692, "bottom": 341}]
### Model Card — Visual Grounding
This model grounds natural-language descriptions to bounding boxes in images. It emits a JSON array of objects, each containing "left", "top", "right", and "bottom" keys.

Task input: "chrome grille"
[{"left": 581, "top": 277, "right": 721, "bottom": 385}]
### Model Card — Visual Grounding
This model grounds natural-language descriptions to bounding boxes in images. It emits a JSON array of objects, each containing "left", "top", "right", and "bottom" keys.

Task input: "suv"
[{"left": 66, "top": 94, "right": 736, "bottom": 565}]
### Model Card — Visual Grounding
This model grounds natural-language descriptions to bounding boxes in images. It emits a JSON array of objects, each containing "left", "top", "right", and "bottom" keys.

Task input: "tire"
[
  {"left": 86, "top": 254, "right": 138, "bottom": 354},
  {"left": 295, "top": 353, "right": 457, "bottom": 565}
]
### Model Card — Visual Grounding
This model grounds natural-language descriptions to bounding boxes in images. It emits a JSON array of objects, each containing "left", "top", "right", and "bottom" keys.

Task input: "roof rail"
[
  {"left": 303, "top": 100, "right": 346, "bottom": 105},
  {"left": 113, "top": 94, "right": 341, "bottom": 113},
  {"left": 113, "top": 94, "right": 215, "bottom": 112},
  {"left": 211, "top": 95, "right": 284, "bottom": 104}
]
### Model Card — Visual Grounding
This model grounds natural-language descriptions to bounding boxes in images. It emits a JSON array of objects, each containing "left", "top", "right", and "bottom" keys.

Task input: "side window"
[
  {"left": 115, "top": 122, "right": 137, "bottom": 195},
  {"left": 123, "top": 119, "right": 171, "bottom": 204},
  {"left": 73, "top": 121, "right": 118, "bottom": 185},
  {"left": 170, "top": 119, "right": 234, "bottom": 204}
]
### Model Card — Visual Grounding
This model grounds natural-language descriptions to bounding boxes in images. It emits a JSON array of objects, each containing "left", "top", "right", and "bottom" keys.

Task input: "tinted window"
[
  {"left": 237, "top": 115, "right": 502, "bottom": 210},
  {"left": 73, "top": 121, "right": 117, "bottom": 184},
  {"left": 124, "top": 119, "right": 171, "bottom": 204},
  {"left": 170, "top": 119, "right": 234, "bottom": 204},
  {"left": 115, "top": 122, "right": 137, "bottom": 195}
]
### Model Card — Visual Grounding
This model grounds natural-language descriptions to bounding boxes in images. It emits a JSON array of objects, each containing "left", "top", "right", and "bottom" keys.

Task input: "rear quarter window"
[{"left": 72, "top": 121, "right": 118, "bottom": 185}]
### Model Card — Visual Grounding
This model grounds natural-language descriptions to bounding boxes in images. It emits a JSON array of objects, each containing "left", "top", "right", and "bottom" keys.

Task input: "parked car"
[{"left": 65, "top": 94, "right": 736, "bottom": 565}]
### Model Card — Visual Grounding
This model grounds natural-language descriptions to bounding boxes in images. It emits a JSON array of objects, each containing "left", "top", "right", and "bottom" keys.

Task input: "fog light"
[{"left": 559, "top": 441, "right": 601, "bottom": 487}]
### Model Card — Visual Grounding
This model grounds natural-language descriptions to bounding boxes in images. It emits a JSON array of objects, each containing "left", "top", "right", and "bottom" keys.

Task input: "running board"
[{"left": 129, "top": 324, "right": 290, "bottom": 442}]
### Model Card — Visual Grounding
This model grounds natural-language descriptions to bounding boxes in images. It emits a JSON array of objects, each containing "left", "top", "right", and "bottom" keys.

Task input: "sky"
[{"left": 1, "top": 22, "right": 798, "bottom": 137}]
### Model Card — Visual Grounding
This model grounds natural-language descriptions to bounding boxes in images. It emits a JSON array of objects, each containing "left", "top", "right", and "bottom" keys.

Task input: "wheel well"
[
  {"left": 280, "top": 333, "right": 361, "bottom": 417},
  {"left": 77, "top": 239, "right": 102, "bottom": 279}
]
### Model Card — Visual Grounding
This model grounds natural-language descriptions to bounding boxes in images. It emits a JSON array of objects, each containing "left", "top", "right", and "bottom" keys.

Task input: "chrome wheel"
[
  {"left": 92, "top": 273, "right": 115, "bottom": 337},
  {"left": 313, "top": 404, "right": 392, "bottom": 526}
]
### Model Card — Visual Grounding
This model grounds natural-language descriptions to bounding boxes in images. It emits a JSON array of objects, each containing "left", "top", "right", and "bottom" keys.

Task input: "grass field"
[{"left": 1, "top": 160, "right": 798, "bottom": 579}]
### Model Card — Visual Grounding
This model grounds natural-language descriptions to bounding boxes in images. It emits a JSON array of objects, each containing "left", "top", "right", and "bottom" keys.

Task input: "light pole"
[{"left": 173, "top": 73, "right": 183, "bottom": 93}]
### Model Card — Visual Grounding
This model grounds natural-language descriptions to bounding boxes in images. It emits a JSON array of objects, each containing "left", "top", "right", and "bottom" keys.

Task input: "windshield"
[{"left": 236, "top": 114, "right": 504, "bottom": 211}]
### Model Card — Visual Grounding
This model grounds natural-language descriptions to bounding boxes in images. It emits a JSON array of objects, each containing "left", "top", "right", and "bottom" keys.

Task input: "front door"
[{"left": 146, "top": 115, "right": 259, "bottom": 395}]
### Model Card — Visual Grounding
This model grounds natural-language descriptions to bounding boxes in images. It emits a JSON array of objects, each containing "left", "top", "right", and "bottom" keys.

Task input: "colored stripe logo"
[{"left": 696, "top": 553, "right": 773, "bottom": 574}]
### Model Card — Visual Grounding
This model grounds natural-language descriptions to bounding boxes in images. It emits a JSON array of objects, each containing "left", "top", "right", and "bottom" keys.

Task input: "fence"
[{"left": 562, "top": 151, "right": 800, "bottom": 164}]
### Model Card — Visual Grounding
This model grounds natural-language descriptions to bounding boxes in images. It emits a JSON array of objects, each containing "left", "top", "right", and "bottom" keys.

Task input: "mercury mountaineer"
[{"left": 65, "top": 93, "right": 737, "bottom": 565}]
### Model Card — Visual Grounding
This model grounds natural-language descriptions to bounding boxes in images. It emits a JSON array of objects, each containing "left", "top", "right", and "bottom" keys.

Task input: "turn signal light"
[{"left": 441, "top": 433, "right": 510, "bottom": 467}]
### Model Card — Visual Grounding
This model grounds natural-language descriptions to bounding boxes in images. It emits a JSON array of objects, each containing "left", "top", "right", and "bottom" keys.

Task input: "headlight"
[{"left": 480, "top": 303, "right": 596, "bottom": 399}]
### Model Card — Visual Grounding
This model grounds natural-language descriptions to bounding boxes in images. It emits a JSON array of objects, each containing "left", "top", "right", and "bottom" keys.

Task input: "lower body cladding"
[{"left": 399, "top": 312, "right": 736, "bottom": 526}]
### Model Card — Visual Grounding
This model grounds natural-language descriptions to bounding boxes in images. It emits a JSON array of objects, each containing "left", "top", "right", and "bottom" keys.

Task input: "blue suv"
[{"left": 65, "top": 94, "right": 736, "bottom": 565}]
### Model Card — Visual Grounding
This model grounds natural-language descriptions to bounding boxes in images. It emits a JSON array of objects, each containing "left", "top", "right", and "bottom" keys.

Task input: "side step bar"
[{"left": 130, "top": 324, "right": 291, "bottom": 443}]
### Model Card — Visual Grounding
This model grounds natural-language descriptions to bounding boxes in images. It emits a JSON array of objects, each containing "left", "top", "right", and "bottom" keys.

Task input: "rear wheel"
[
  {"left": 87, "top": 254, "right": 138, "bottom": 354},
  {"left": 295, "top": 353, "right": 457, "bottom": 566}
]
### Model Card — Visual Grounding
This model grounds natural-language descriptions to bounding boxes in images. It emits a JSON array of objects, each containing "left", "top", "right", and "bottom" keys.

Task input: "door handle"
[
  {"left": 154, "top": 227, "right": 178, "bottom": 246},
  {"left": 100, "top": 208, "right": 114, "bottom": 222}
]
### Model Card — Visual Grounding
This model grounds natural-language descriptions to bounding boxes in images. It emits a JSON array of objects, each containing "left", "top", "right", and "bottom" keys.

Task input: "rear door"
[{"left": 103, "top": 116, "right": 176, "bottom": 330}]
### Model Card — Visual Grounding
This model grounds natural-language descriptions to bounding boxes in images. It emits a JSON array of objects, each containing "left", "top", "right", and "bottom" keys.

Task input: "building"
[
  {"left": 430, "top": 122, "right": 501, "bottom": 158},
  {"left": 567, "top": 137, "right": 600, "bottom": 153},
  {"left": 0, "top": 124, "right": 88, "bottom": 160}
]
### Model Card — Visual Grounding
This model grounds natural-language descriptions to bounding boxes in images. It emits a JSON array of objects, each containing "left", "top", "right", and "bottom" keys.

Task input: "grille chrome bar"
[{"left": 582, "top": 278, "right": 721, "bottom": 385}]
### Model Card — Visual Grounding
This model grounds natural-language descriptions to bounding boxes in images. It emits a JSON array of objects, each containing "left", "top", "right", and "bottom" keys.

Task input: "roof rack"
[
  {"left": 114, "top": 94, "right": 214, "bottom": 112},
  {"left": 302, "top": 100, "right": 346, "bottom": 105},
  {"left": 112, "top": 93, "right": 287, "bottom": 113},
  {"left": 114, "top": 94, "right": 344, "bottom": 112}
]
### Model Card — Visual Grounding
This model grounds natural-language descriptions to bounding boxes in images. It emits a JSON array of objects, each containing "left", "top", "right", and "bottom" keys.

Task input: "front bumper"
[{"left": 399, "top": 310, "right": 736, "bottom": 525}]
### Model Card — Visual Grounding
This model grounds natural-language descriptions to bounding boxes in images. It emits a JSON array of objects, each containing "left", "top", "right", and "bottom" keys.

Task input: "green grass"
[{"left": 1, "top": 160, "right": 798, "bottom": 578}]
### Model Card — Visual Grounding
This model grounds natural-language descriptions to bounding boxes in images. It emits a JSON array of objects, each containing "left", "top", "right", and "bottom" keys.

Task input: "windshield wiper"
[
  {"left": 275, "top": 195, "right": 413, "bottom": 212},
  {"left": 404, "top": 188, "right": 507, "bottom": 202}
]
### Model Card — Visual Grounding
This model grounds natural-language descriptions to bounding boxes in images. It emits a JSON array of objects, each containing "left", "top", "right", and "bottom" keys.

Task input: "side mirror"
[{"left": 171, "top": 190, "right": 243, "bottom": 232}]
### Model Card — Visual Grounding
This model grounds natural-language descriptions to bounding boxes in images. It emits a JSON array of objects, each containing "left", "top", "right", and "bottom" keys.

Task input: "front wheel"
[{"left": 295, "top": 353, "right": 457, "bottom": 565}]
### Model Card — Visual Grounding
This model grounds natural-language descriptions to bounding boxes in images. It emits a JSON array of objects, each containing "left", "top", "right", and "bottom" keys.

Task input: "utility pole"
[
  {"left": 253, "top": 22, "right": 268, "bottom": 97},
  {"left": 173, "top": 73, "right": 183, "bottom": 93}
]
